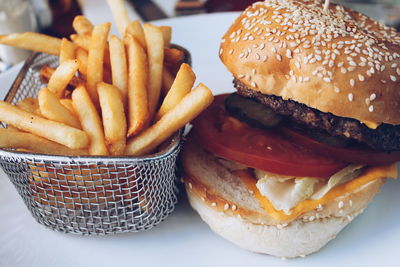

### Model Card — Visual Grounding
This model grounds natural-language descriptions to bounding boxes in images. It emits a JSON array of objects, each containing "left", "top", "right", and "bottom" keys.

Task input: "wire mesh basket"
[{"left": 0, "top": 50, "right": 189, "bottom": 235}]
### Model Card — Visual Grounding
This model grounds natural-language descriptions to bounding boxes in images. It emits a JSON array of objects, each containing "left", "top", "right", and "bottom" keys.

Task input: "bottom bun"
[{"left": 182, "top": 140, "right": 386, "bottom": 258}]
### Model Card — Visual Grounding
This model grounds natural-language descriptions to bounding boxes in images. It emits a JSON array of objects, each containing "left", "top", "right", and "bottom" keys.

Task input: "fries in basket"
[{"left": 0, "top": 5, "right": 214, "bottom": 158}]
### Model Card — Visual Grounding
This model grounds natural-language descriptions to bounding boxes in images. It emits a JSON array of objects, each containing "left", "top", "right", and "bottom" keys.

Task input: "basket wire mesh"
[{"left": 0, "top": 53, "right": 183, "bottom": 235}]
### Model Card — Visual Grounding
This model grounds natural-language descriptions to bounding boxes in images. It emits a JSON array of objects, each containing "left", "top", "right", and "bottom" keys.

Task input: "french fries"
[
  {"left": 72, "top": 15, "right": 94, "bottom": 35},
  {"left": 0, "top": 11, "right": 216, "bottom": 159},
  {"left": 76, "top": 47, "right": 88, "bottom": 75},
  {"left": 0, "top": 128, "right": 88, "bottom": 155},
  {"left": 109, "top": 35, "right": 128, "bottom": 105},
  {"left": 160, "top": 26, "right": 172, "bottom": 48},
  {"left": 143, "top": 24, "right": 164, "bottom": 119},
  {"left": 59, "top": 38, "right": 76, "bottom": 64},
  {"left": 40, "top": 65, "right": 82, "bottom": 88},
  {"left": 125, "top": 34, "right": 149, "bottom": 137},
  {"left": 38, "top": 88, "right": 81, "bottom": 129},
  {"left": 106, "top": 0, "right": 131, "bottom": 35},
  {"left": 0, "top": 32, "right": 61, "bottom": 55},
  {"left": 47, "top": 59, "right": 79, "bottom": 98},
  {"left": 72, "top": 86, "right": 108, "bottom": 155},
  {"left": 86, "top": 22, "right": 111, "bottom": 108},
  {"left": 156, "top": 63, "right": 195, "bottom": 121},
  {"left": 16, "top": 97, "right": 40, "bottom": 114},
  {"left": 125, "top": 20, "right": 146, "bottom": 48},
  {"left": 125, "top": 84, "right": 214, "bottom": 156},
  {"left": 97, "top": 82, "right": 127, "bottom": 155},
  {"left": 0, "top": 100, "right": 89, "bottom": 149}
]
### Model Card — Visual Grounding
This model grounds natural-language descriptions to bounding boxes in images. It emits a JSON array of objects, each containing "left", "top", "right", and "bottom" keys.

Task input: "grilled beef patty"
[{"left": 234, "top": 79, "right": 400, "bottom": 152}]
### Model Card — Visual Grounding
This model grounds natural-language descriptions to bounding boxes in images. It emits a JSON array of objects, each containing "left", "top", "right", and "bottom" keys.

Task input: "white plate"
[{"left": 0, "top": 13, "right": 399, "bottom": 267}]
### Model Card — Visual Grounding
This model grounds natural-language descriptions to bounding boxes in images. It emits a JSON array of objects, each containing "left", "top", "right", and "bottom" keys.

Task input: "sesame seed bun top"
[{"left": 219, "top": 0, "right": 400, "bottom": 125}]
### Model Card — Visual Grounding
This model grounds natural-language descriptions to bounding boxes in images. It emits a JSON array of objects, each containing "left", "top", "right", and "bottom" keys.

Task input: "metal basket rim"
[{"left": 0, "top": 44, "right": 191, "bottom": 163}]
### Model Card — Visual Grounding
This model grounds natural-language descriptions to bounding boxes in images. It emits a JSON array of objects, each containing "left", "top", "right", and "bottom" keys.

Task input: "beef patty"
[{"left": 234, "top": 79, "right": 400, "bottom": 152}]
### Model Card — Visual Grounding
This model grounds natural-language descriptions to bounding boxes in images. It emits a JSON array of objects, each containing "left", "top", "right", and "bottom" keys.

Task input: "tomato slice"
[
  {"left": 191, "top": 94, "right": 347, "bottom": 178},
  {"left": 279, "top": 126, "right": 400, "bottom": 165}
]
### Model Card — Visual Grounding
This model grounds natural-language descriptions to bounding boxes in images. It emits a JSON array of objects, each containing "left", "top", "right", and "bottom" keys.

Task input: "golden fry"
[
  {"left": 38, "top": 88, "right": 81, "bottom": 129},
  {"left": 125, "top": 20, "right": 146, "bottom": 48},
  {"left": 47, "top": 59, "right": 79, "bottom": 98},
  {"left": 97, "top": 82, "right": 127, "bottom": 155},
  {"left": 160, "top": 26, "right": 172, "bottom": 48},
  {"left": 0, "top": 32, "right": 61, "bottom": 55},
  {"left": 72, "top": 15, "right": 94, "bottom": 35},
  {"left": 60, "top": 99, "right": 78, "bottom": 117},
  {"left": 106, "top": 0, "right": 131, "bottom": 35},
  {"left": 70, "top": 33, "right": 111, "bottom": 67},
  {"left": 0, "top": 128, "right": 88, "bottom": 155},
  {"left": 75, "top": 47, "right": 88, "bottom": 75},
  {"left": 109, "top": 35, "right": 128, "bottom": 105},
  {"left": 125, "top": 34, "right": 149, "bottom": 137},
  {"left": 16, "top": 97, "right": 39, "bottom": 114},
  {"left": 156, "top": 63, "right": 195, "bottom": 121},
  {"left": 72, "top": 85, "right": 108, "bottom": 155},
  {"left": 0, "top": 100, "right": 89, "bottom": 149},
  {"left": 40, "top": 65, "right": 82, "bottom": 88},
  {"left": 86, "top": 22, "right": 111, "bottom": 109},
  {"left": 143, "top": 24, "right": 164, "bottom": 119},
  {"left": 59, "top": 38, "right": 76, "bottom": 64},
  {"left": 125, "top": 83, "right": 214, "bottom": 156}
]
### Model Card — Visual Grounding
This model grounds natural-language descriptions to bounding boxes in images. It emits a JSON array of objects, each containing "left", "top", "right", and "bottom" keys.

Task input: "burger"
[{"left": 181, "top": 0, "right": 400, "bottom": 258}]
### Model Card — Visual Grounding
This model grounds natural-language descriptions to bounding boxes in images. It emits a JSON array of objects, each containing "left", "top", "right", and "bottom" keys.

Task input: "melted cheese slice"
[{"left": 236, "top": 164, "right": 397, "bottom": 221}]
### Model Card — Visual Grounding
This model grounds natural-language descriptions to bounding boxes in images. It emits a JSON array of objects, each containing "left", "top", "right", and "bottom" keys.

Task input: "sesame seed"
[
  {"left": 338, "top": 201, "right": 344, "bottom": 209},
  {"left": 237, "top": 74, "right": 245, "bottom": 79},
  {"left": 211, "top": 202, "right": 217, "bottom": 207},
  {"left": 276, "top": 54, "right": 282, "bottom": 61},
  {"left": 334, "top": 87, "right": 340, "bottom": 93},
  {"left": 324, "top": 77, "right": 331, "bottom": 82},
  {"left": 350, "top": 79, "right": 355, "bottom": 87},
  {"left": 229, "top": 49, "right": 234, "bottom": 55},
  {"left": 358, "top": 74, "right": 365, "bottom": 81},
  {"left": 348, "top": 93, "right": 354, "bottom": 102},
  {"left": 251, "top": 81, "right": 257, "bottom": 88},
  {"left": 224, "top": 203, "right": 229, "bottom": 211},
  {"left": 201, "top": 197, "right": 205, "bottom": 202},
  {"left": 309, "top": 216, "right": 315, "bottom": 221},
  {"left": 369, "top": 105, "right": 374, "bottom": 112},
  {"left": 188, "top": 182, "right": 193, "bottom": 189},
  {"left": 232, "top": 205, "right": 237, "bottom": 211},
  {"left": 219, "top": 48, "right": 223, "bottom": 55},
  {"left": 370, "top": 93, "right": 376, "bottom": 101},
  {"left": 397, "top": 68, "right": 400, "bottom": 75},
  {"left": 390, "top": 75, "right": 397, "bottom": 82},
  {"left": 286, "top": 49, "right": 292, "bottom": 58}
]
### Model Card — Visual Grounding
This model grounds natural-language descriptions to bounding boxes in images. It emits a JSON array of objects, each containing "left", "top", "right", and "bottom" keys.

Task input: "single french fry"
[
  {"left": 164, "top": 48, "right": 184, "bottom": 65},
  {"left": 0, "top": 100, "right": 89, "bottom": 149},
  {"left": 40, "top": 65, "right": 82, "bottom": 88},
  {"left": 0, "top": 32, "right": 61, "bottom": 55},
  {"left": 38, "top": 88, "right": 81, "bottom": 129},
  {"left": 106, "top": 0, "right": 131, "bottom": 35},
  {"left": 160, "top": 26, "right": 172, "bottom": 48},
  {"left": 59, "top": 38, "right": 76, "bottom": 64},
  {"left": 47, "top": 59, "right": 79, "bottom": 98},
  {"left": 109, "top": 35, "right": 128, "bottom": 105},
  {"left": 125, "top": 20, "right": 146, "bottom": 48},
  {"left": 72, "top": 86, "right": 108, "bottom": 155},
  {"left": 16, "top": 97, "right": 39, "bottom": 114},
  {"left": 70, "top": 33, "right": 111, "bottom": 67},
  {"left": 125, "top": 34, "right": 149, "bottom": 137},
  {"left": 72, "top": 15, "right": 94, "bottom": 35},
  {"left": 76, "top": 47, "right": 88, "bottom": 75},
  {"left": 125, "top": 83, "right": 214, "bottom": 156},
  {"left": 0, "top": 128, "right": 88, "bottom": 155},
  {"left": 155, "top": 63, "right": 195, "bottom": 121},
  {"left": 161, "top": 66, "right": 175, "bottom": 96},
  {"left": 143, "top": 24, "right": 164, "bottom": 119},
  {"left": 60, "top": 99, "right": 78, "bottom": 117},
  {"left": 86, "top": 22, "right": 111, "bottom": 108},
  {"left": 97, "top": 82, "right": 127, "bottom": 155}
]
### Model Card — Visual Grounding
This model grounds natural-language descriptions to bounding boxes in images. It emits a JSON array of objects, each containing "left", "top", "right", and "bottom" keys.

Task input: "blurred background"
[{"left": 0, "top": 0, "right": 399, "bottom": 70}]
